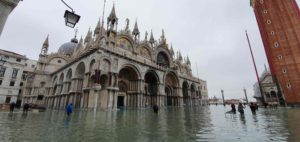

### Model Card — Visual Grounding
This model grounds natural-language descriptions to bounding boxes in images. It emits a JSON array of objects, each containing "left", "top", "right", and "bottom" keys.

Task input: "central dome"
[{"left": 58, "top": 38, "right": 78, "bottom": 55}]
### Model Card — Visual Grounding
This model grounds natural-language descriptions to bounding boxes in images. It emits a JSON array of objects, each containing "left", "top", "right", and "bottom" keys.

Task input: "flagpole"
[{"left": 245, "top": 30, "right": 265, "bottom": 103}]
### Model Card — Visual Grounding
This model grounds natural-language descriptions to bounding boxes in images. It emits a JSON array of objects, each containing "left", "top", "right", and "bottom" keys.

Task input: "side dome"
[{"left": 58, "top": 38, "right": 78, "bottom": 56}]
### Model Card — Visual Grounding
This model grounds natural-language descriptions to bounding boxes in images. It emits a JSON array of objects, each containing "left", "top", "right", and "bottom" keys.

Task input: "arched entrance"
[
  {"left": 165, "top": 72, "right": 179, "bottom": 106},
  {"left": 144, "top": 71, "right": 159, "bottom": 106},
  {"left": 73, "top": 62, "right": 85, "bottom": 108},
  {"left": 182, "top": 81, "right": 190, "bottom": 105},
  {"left": 118, "top": 65, "right": 140, "bottom": 108}
]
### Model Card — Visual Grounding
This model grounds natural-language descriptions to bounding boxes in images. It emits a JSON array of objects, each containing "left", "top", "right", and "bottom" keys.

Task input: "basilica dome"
[{"left": 58, "top": 38, "right": 78, "bottom": 55}]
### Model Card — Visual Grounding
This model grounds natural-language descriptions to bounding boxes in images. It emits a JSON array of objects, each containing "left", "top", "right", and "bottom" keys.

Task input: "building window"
[
  {"left": 271, "top": 31, "right": 275, "bottom": 36},
  {"left": 25, "top": 63, "right": 27, "bottom": 66},
  {"left": 31, "top": 65, "right": 35, "bottom": 68},
  {"left": 5, "top": 96, "right": 11, "bottom": 103},
  {"left": 20, "top": 82, "right": 23, "bottom": 86},
  {"left": 287, "top": 83, "right": 291, "bottom": 89},
  {"left": 267, "top": 20, "right": 271, "bottom": 24},
  {"left": 16, "top": 58, "right": 21, "bottom": 62},
  {"left": 58, "top": 60, "right": 61, "bottom": 63},
  {"left": 278, "top": 55, "right": 283, "bottom": 60},
  {"left": 9, "top": 81, "right": 15, "bottom": 86},
  {"left": 22, "top": 73, "right": 27, "bottom": 81},
  {"left": 4, "top": 56, "right": 9, "bottom": 60},
  {"left": 37, "top": 95, "right": 44, "bottom": 100},
  {"left": 0, "top": 80, "right": 2, "bottom": 85},
  {"left": 274, "top": 42, "right": 280, "bottom": 48},
  {"left": 11, "top": 68, "right": 18, "bottom": 79},
  {"left": 283, "top": 68, "right": 287, "bottom": 74},
  {"left": 0, "top": 67, "right": 6, "bottom": 77}
]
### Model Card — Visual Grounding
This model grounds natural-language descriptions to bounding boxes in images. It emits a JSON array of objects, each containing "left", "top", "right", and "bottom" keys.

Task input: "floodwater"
[{"left": 0, "top": 106, "right": 299, "bottom": 142}]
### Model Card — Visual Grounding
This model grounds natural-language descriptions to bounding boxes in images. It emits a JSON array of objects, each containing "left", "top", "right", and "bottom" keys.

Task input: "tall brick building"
[{"left": 251, "top": 0, "right": 300, "bottom": 105}]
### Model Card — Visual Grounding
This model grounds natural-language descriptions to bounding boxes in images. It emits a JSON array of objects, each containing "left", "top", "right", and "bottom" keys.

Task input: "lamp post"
[
  {"left": 243, "top": 88, "right": 249, "bottom": 104},
  {"left": 61, "top": 0, "right": 81, "bottom": 28},
  {"left": 221, "top": 89, "right": 225, "bottom": 106}
]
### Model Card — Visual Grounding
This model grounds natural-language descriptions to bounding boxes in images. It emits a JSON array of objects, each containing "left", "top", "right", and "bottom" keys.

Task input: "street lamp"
[{"left": 61, "top": 0, "right": 80, "bottom": 28}]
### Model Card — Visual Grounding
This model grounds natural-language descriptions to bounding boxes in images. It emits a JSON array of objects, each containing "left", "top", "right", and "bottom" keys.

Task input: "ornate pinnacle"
[
  {"left": 108, "top": 4, "right": 117, "bottom": 22},
  {"left": 94, "top": 18, "right": 101, "bottom": 35},
  {"left": 186, "top": 56, "right": 191, "bottom": 65},
  {"left": 149, "top": 30, "right": 155, "bottom": 45},
  {"left": 170, "top": 44, "right": 174, "bottom": 57},
  {"left": 178, "top": 51, "right": 183, "bottom": 62},
  {"left": 84, "top": 28, "right": 92, "bottom": 44},
  {"left": 43, "top": 35, "right": 49, "bottom": 47},
  {"left": 132, "top": 20, "right": 140, "bottom": 36}
]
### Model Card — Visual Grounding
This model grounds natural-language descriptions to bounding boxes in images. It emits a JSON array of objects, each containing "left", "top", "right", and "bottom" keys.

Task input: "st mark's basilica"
[{"left": 22, "top": 5, "right": 208, "bottom": 109}]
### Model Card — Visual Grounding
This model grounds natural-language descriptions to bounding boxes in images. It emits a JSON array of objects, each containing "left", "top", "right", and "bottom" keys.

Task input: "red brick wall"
[{"left": 253, "top": 0, "right": 300, "bottom": 104}]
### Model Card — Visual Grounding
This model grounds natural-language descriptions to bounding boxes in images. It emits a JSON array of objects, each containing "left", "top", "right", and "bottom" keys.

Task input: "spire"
[
  {"left": 43, "top": 35, "right": 49, "bottom": 47},
  {"left": 186, "top": 56, "right": 191, "bottom": 65},
  {"left": 40, "top": 35, "right": 49, "bottom": 55},
  {"left": 132, "top": 19, "right": 140, "bottom": 41},
  {"left": 178, "top": 50, "right": 183, "bottom": 62},
  {"left": 144, "top": 31, "right": 148, "bottom": 42},
  {"left": 149, "top": 30, "right": 155, "bottom": 45},
  {"left": 74, "top": 36, "right": 84, "bottom": 57},
  {"left": 170, "top": 44, "right": 174, "bottom": 57},
  {"left": 85, "top": 28, "right": 92, "bottom": 44},
  {"left": 160, "top": 29, "right": 167, "bottom": 45},
  {"left": 94, "top": 18, "right": 101, "bottom": 36},
  {"left": 107, "top": 4, "right": 118, "bottom": 30},
  {"left": 108, "top": 4, "right": 117, "bottom": 21}
]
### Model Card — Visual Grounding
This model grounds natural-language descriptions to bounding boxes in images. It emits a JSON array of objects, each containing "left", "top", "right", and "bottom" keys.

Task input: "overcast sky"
[{"left": 2, "top": 0, "right": 297, "bottom": 100}]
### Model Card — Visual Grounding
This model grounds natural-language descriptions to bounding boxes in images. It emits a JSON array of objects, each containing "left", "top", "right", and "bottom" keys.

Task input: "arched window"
[{"left": 157, "top": 52, "right": 169, "bottom": 67}]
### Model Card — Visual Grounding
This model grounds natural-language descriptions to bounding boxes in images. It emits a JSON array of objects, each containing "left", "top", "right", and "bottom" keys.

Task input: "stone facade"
[
  {"left": 0, "top": 49, "right": 26, "bottom": 104},
  {"left": 0, "top": 0, "right": 20, "bottom": 37},
  {"left": 251, "top": 0, "right": 300, "bottom": 105},
  {"left": 253, "top": 69, "right": 279, "bottom": 105},
  {"left": 22, "top": 6, "right": 208, "bottom": 110}
]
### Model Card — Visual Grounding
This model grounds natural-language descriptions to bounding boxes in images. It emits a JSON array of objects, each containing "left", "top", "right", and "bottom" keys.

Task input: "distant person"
[
  {"left": 66, "top": 103, "right": 73, "bottom": 116},
  {"left": 231, "top": 104, "right": 236, "bottom": 113},
  {"left": 226, "top": 104, "right": 236, "bottom": 114},
  {"left": 263, "top": 102, "right": 268, "bottom": 108},
  {"left": 254, "top": 103, "right": 258, "bottom": 111},
  {"left": 23, "top": 103, "right": 30, "bottom": 113},
  {"left": 153, "top": 104, "right": 159, "bottom": 114},
  {"left": 238, "top": 103, "right": 245, "bottom": 114},
  {"left": 250, "top": 103, "right": 257, "bottom": 114},
  {"left": 9, "top": 102, "right": 16, "bottom": 113}
]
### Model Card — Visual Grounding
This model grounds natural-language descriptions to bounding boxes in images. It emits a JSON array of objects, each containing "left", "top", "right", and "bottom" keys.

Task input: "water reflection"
[{"left": 0, "top": 106, "right": 298, "bottom": 141}]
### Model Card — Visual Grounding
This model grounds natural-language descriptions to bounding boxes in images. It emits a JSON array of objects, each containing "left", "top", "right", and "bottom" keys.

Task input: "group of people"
[
  {"left": 228, "top": 102, "right": 258, "bottom": 114},
  {"left": 8, "top": 102, "right": 30, "bottom": 113}
]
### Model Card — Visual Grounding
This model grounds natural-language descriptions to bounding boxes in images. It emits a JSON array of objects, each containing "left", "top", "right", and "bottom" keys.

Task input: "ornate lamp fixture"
[{"left": 61, "top": 0, "right": 80, "bottom": 28}]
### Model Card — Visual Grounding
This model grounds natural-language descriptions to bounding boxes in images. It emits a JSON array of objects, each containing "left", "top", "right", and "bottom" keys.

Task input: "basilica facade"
[{"left": 22, "top": 5, "right": 208, "bottom": 109}]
